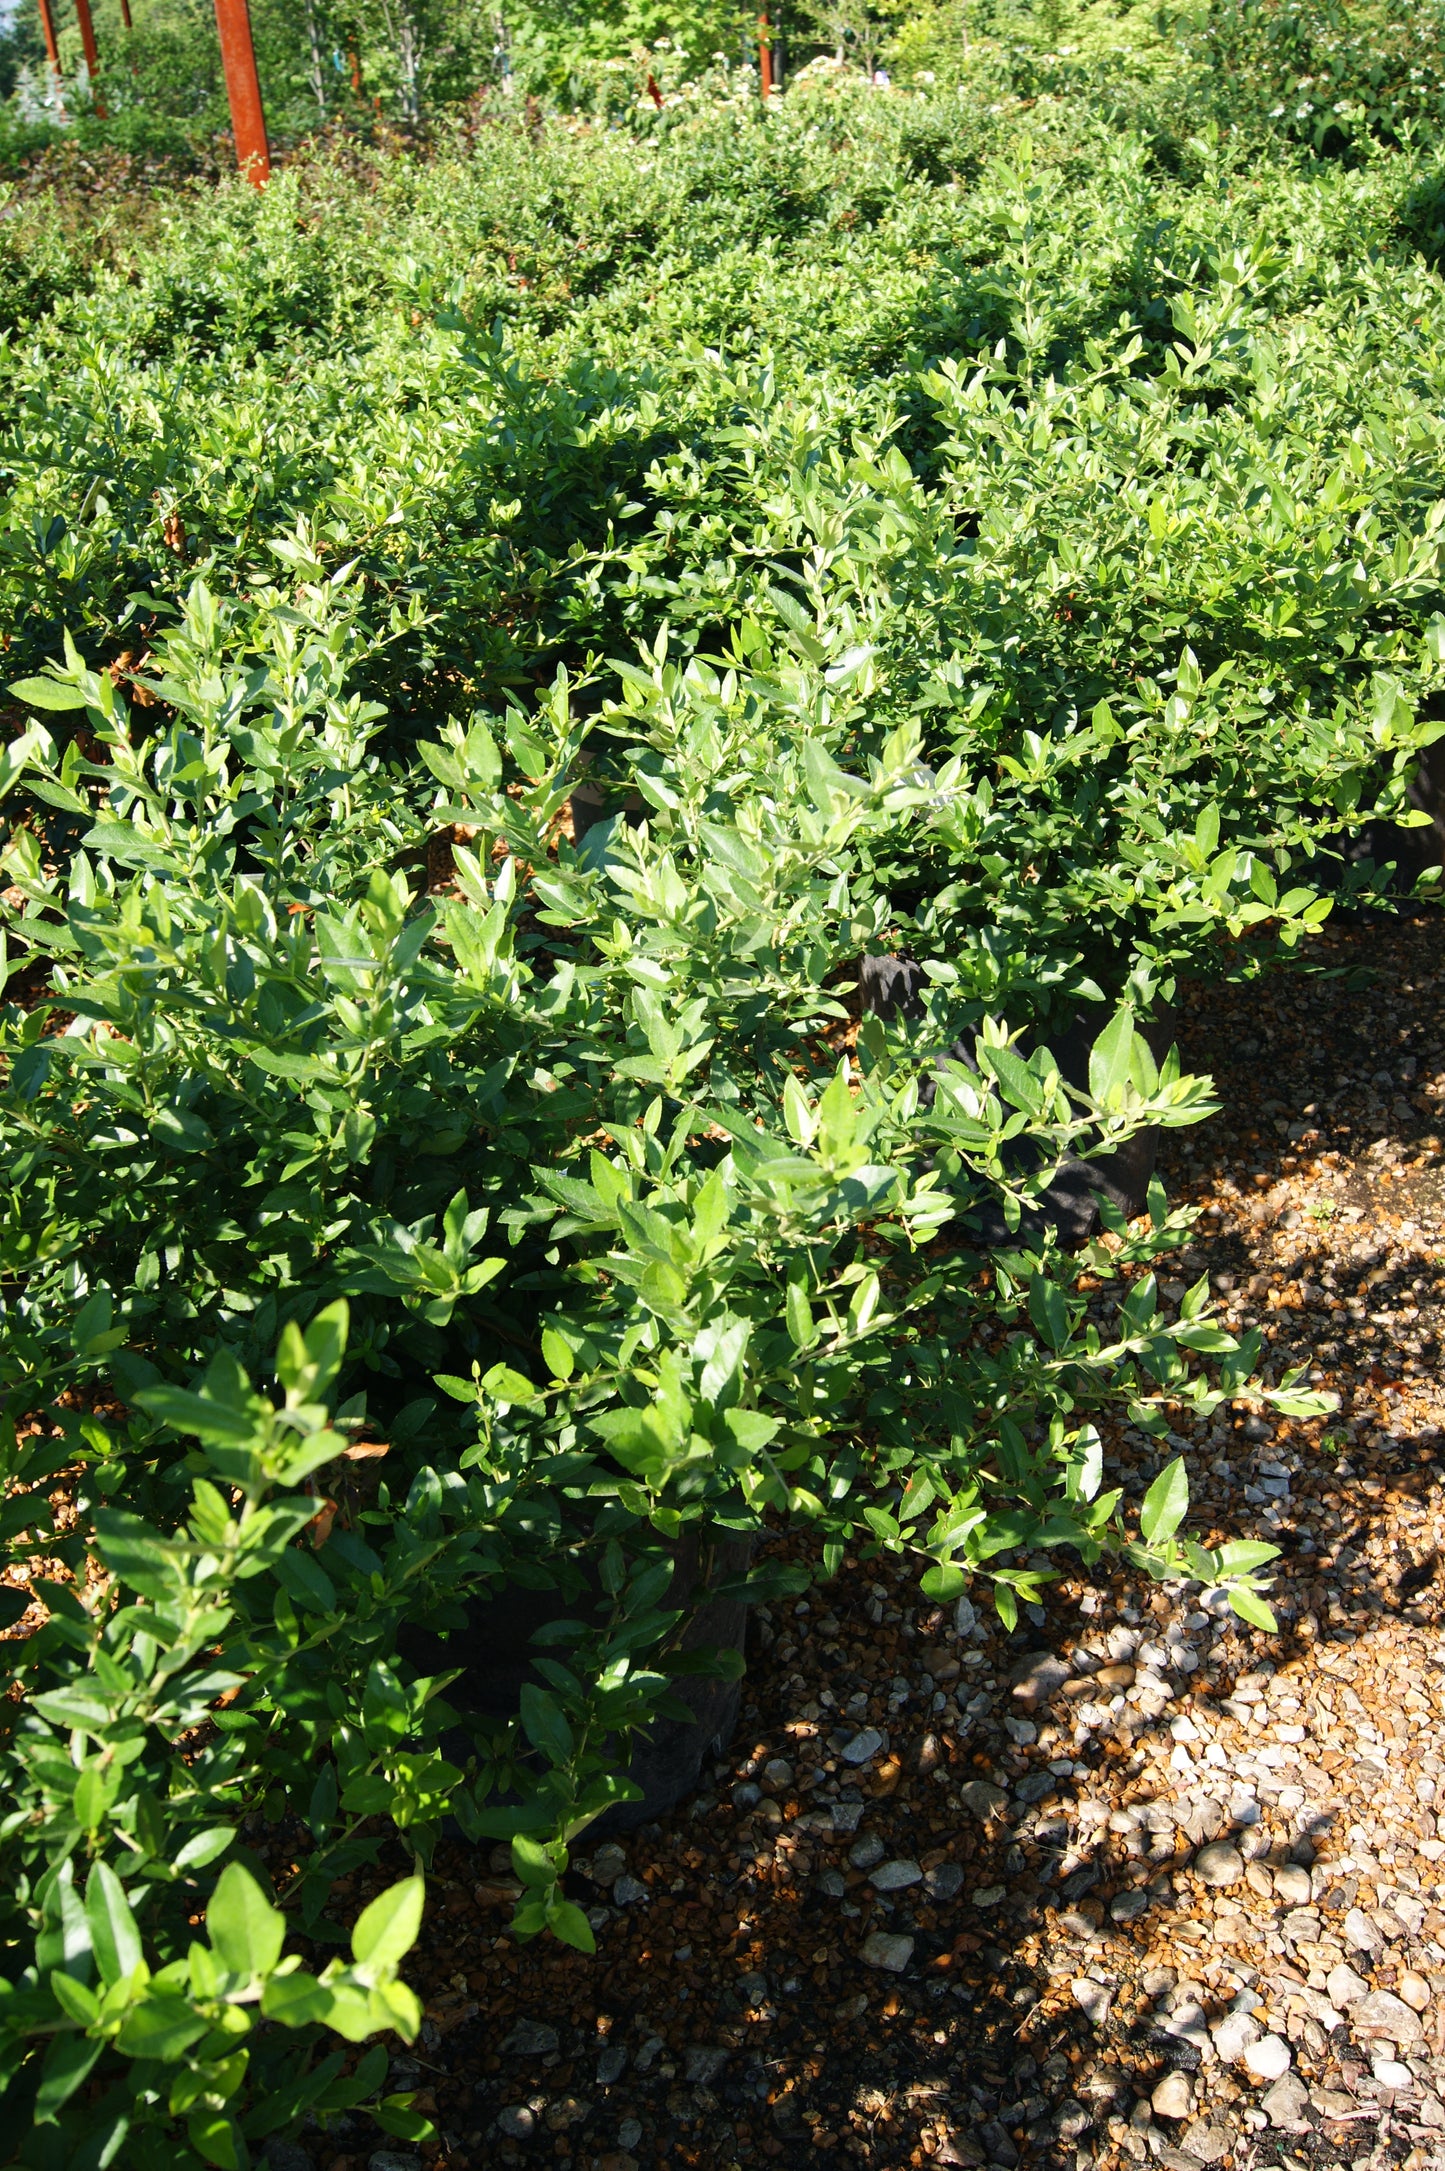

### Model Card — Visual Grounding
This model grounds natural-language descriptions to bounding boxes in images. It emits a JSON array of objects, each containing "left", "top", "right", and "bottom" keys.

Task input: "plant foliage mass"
[{"left": 5, "top": 36, "right": 1444, "bottom": 2165}]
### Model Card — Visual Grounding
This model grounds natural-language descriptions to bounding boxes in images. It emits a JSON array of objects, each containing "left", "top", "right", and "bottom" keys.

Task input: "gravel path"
[{"left": 333, "top": 910, "right": 1445, "bottom": 2171}]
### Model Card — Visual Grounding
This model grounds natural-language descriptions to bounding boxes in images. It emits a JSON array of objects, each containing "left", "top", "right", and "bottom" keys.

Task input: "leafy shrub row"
[{"left": 3, "top": 83, "right": 1444, "bottom": 2164}]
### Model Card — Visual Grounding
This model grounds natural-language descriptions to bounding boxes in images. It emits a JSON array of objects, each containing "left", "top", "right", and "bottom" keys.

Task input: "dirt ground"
[{"left": 304, "top": 909, "right": 1445, "bottom": 2171}]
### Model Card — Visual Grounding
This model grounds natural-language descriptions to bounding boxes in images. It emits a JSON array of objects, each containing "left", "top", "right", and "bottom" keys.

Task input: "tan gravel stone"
[
  {"left": 1351, "top": 1989, "right": 1425, "bottom": 2044},
  {"left": 1152, "top": 2072, "right": 1194, "bottom": 2120}
]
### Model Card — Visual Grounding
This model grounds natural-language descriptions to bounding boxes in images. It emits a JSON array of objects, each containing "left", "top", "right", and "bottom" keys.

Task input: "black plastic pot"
[
  {"left": 1344, "top": 740, "right": 1445, "bottom": 892},
  {"left": 858, "top": 955, "right": 1165, "bottom": 1244},
  {"left": 398, "top": 1528, "right": 752, "bottom": 1833}
]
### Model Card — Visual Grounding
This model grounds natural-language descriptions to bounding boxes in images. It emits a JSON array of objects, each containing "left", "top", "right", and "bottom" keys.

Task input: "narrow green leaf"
[
  {"left": 85, "top": 1862, "right": 143, "bottom": 1986},
  {"left": 34, "top": 2032, "right": 104, "bottom": 2121},
  {"left": 1139, "top": 1457, "right": 1189, "bottom": 1545}
]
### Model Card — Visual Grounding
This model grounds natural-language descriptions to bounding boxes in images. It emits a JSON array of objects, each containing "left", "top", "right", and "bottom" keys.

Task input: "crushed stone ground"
[{"left": 306, "top": 910, "right": 1445, "bottom": 2171}]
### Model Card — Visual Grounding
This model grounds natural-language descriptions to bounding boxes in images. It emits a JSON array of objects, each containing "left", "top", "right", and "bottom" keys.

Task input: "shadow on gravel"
[{"left": 394, "top": 1596, "right": 1116, "bottom": 2171}]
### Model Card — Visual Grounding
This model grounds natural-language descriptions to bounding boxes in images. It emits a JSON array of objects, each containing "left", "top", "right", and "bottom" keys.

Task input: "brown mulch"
[{"left": 304, "top": 909, "right": 1445, "bottom": 2171}]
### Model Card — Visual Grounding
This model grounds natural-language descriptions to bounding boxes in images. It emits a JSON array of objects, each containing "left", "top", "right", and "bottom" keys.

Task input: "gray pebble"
[
  {"left": 684, "top": 2045, "right": 729, "bottom": 2086},
  {"left": 1177, "top": 2121, "right": 1233, "bottom": 2164},
  {"left": 590, "top": 1842, "right": 627, "bottom": 1886},
  {"left": 1193, "top": 1841, "right": 1244, "bottom": 1888},
  {"left": 502, "top": 2020, "right": 559, "bottom": 2058},
  {"left": 869, "top": 1859, "right": 923, "bottom": 1892},
  {"left": 860, "top": 1931, "right": 914, "bottom": 1973},
  {"left": 841, "top": 1727, "right": 885, "bottom": 1766},
  {"left": 1259, "top": 2072, "right": 1311, "bottom": 2131},
  {"left": 926, "top": 1862, "right": 966, "bottom": 1900},
  {"left": 1053, "top": 2099, "right": 1092, "bottom": 2142},
  {"left": 978, "top": 2117, "right": 1018, "bottom": 2167},
  {"left": 613, "top": 1874, "right": 649, "bottom": 1907},
  {"left": 848, "top": 1832, "right": 885, "bottom": 1870},
  {"left": 1014, "top": 1771, "right": 1055, "bottom": 1804},
  {"left": 596, "top": 2043, "right": 627, "bottom": 2084},
  {"left": 958, "top": 1780, "right": 1008, "bottom": 1819}
]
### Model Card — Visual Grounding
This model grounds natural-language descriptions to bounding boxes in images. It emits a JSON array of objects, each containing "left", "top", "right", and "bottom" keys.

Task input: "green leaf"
[
  {"left": 187, "top": 2111, "right": 246, "bottom": 2170},
  {"left": 34, "top": 2031, "right": 104, "bottom": 2121},
  {"left": 260, "top": 1968, "right": 333, "bottom": 2029},
  {"left": 919, "top": 1562, "right": 968, "bottom": 1601},
  {"left": 31, "top": 1684, "right": 116, "bottom": 1731},
  {"left": 73, "top": 1766, "right": 112, "bottom": 1833},
  {"left": 1228, "top": 1587, "right": 1278, "bottom": 1633},
  {"left": 1212, "top": 1540, "right": 1280, "bottom": 1574},
  {"left": 1087, "top": 1007, "right": 1135, "bottom": 1106},
  {"left": 351, "top": 1876, "right": 426, "bottom": 1975},
  {"left": 541, "top": 1328, "right": 574, "bottom": 1381},
  {"left": 116, "top": 1994, "right": 210, "bottom": 2062},
  {"left": 174, "top": 1827, "right": 235, "bottom": 1873},
  {"left": 519, "top": 1683, "right": 575, "bottom": 1765},
  {"left": 1139, "top": 1457, "right": 1189, "bottom": 1546},
  {"left": 546, "top": 1896, "right": 597, "bottom": 1953},
  {"left": 8, "top": 675, "right": 87, "bottom": 711},
  {"left": 49, "top": 1970, "right": 100, "bottom": 2027},
  {"left": 784, "top": 1275, "right": 816, "bottom": 1350},
  {"left": 133, "top": 1387, "right": 258, "bottom": 1447},
  {"left": 206, "top": 1863, "right": 285, "bottom": 1981},
  {"left": 275, "top": 1544, "right": 338, "bottom": 1612},
  {"left": 373, "top": 2097, "right": 438, "bottom": 2142},
  {"left": 1267, "top": 1388, "right": 1334, "bottom": 1417},
  {"left": 511, "top": 1834, "right": 559, "bottom": 1889},
  {"left": 85, "top": 1862, "right": 143, "bottom": 1986}
]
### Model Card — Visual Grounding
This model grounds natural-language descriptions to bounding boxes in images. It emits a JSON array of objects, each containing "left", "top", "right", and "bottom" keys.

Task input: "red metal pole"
[
  {"left": 212, "top": 0, "right": 271, "bottom": 185},
  {"left": 73, "top": 0, "right": 106, "bottom": 115},
  {"left": 119, "top": 0, "right": 134, "bottom": 26},
  {"left": 759, "top": 12, "right": 773, "bottom": 99}
]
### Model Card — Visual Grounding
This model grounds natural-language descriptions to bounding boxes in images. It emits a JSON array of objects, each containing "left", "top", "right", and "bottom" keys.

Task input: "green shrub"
[
  {"left": 1201, "top": 0, "right": 1445, "bottom": 153},
  {"left": 9, "top": 78, "right": 1445, "bottom": 2161}
]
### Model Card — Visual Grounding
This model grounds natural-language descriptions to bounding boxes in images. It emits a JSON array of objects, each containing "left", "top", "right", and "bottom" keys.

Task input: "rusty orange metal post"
[
  {"left": 212, "top": 0, "right": 271, "bottom": 184},
  {"left": 119, "top": 0, "right": 134, "bottom": 26},
  {"left": 73, "top": 0, "right": 106, "bottom": 115},
  {"left": 34, "top": 0, "right": 63, "bottom": 86},
  {"left": 759, "top": 11, "right": 773, "bottom": 98}
]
